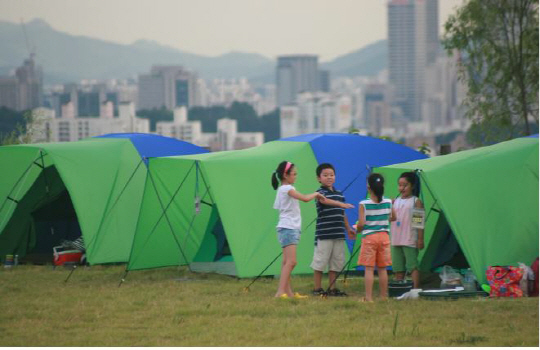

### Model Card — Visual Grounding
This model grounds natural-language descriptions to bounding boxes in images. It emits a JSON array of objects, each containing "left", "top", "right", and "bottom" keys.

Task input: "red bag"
[{"left": 486, "top": 266, "right": 523, "bottom": 298}]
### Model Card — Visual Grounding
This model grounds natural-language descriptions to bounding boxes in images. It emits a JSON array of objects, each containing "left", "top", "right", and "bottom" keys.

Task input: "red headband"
[{"left": 283, "top": 162, "right": 292, "bottom": 176}]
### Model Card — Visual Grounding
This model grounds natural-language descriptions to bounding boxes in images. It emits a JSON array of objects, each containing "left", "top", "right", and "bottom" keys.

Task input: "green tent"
[
  {"left": 126, "top": 134, "right": 427, "bottom": 278},
  {"left": 127, "top": 141, "right": 321, "bottom": 277},
  {"left": 0, "top": 139, "right": 147, "bottom": 264},
  {"left": 375, "top": 137, "right": 539, "bottom": 284}
]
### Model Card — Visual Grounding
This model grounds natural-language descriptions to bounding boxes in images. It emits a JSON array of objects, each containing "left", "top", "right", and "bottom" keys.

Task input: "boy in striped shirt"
[{"left": 311, "top": 163, "right": 355, "bottom": 296}]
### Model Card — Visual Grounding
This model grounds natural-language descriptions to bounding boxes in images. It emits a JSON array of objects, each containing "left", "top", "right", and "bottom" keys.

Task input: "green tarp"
[
  {"left": 375, "top": 137, "right": 539, "bottom": 283},
  {"left": 0, "top": 139, "right": 147, "bottom": 264}
]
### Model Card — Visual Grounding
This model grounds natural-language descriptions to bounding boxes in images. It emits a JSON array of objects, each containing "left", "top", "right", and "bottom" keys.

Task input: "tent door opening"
[{"left": 1, "top": 165, "right": 83, "bottom": 264}]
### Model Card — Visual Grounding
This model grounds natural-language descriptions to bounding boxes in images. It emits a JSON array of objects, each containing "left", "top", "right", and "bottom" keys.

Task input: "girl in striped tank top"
[{"left": 356, "top": 173, "right": 395, "bottom": 302}]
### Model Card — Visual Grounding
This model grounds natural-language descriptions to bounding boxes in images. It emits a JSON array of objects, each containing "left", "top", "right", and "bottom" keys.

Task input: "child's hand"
[
  {"left": 347, "top": 228, "right": 356, "bottom": 240},
  {"left": 315, "top": 193, "right": 325, "bottom": 201},
  {"left": 417, "top": 239, "right": 424, "bottom": 250},
  {"left": 341, "top": 203, "right": 355, "bottom": 209}
]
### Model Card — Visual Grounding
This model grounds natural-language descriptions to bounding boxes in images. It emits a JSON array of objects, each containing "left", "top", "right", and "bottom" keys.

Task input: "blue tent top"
[
  {"left": 95, "top": 133, "right": 209, "bottom": 162},
  {"left": 280, "top": 133, "right": 428, "bottom": 249}
]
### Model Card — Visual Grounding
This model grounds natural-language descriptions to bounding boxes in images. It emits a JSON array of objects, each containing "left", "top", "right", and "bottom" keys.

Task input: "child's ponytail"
[
  {"left": 271, "top": 161, "right": 294, "bottom": 190},
  {"left": 367, "top": 173, "right": 385, "bottom": 203}
]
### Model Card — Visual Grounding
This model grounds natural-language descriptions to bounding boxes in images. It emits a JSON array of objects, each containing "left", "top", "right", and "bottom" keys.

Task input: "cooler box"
[{"left": 53, "top": 246, "right": 83, "bottom": 266}]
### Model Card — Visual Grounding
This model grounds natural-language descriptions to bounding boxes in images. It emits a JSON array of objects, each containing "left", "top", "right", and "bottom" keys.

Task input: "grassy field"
[{"left": 0, "top": 265, "right": 538, "bottom": 346}]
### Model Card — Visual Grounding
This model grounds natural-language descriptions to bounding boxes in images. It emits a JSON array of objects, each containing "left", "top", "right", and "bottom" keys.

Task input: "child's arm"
[
  {"left": 319, "top": 196, "right": 354, "bottom": 209},
  {"left": 288, "top": 189, "right": 324, "bottom": 202},
  {"left": 344, "top": 215, "right": 356, "bottom": 239},
  {"left": 415, "top": 198, "right": 425, "bottom": 249},
  {"left": 390, "top": 207, "right": 397, "bottom": 222},
  {"left": 356, "top": 204, "right": 365, "bottom": 233}
]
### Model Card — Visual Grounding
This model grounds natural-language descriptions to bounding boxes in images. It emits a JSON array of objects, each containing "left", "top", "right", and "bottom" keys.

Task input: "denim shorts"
[{"left": 277, "top": 227, "right": 301, "bottom": 248}]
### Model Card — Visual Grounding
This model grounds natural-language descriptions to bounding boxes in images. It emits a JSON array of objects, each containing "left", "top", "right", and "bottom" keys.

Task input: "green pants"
[{"left": 391, "top": 245, "right": 419, "bottom": 272}]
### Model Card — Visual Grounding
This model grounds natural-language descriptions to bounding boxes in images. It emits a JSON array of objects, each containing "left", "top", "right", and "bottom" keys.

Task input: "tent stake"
[
  {"left": 64, "top": 264, "right": 77, "bottom": 283},
  {"left": 118, "top": 270, "right": 129, "bottom": 288}
]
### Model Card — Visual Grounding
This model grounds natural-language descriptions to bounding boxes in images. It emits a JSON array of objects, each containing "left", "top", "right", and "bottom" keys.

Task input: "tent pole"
[
  {"left": 243, "top": 252, "right": 282, "bottom": 292},
  {"left": 126, "top": 162, "right": 196, "bottom": 271},
  {"left": 0, "top": 150, "right": 44, "bottom": 215},
  {"left": 147, "top": 165, "right": 194, "bottom": 272},
  {"left": 416, "top": 170, "right": 440, "bottom": 222},
  {"left": 325, "top": 241, "right": 363, "bottom": 296}
]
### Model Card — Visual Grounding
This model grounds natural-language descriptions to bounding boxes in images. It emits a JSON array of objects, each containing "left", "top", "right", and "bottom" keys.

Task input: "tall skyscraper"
[
  {"left": 388, "top": 0, "right": 439, "bottom": 121},
  {"left": 276, "top": 55, "right": 320, "bottom": 107},
  {"left": 0, "top": 55, "right": 43, "bottom": 111}
]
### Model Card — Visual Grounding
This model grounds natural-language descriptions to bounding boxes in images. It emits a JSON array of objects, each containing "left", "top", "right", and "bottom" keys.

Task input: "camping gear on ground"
[
  {"left": 518, "top": 262, "right": 535, "bottom": 296},
  {"left": 53, "top": 246, "right": 83, "bottom": 266},
  {"left": 531, "top": 257, "right": 539, "bottom": 297},
  {"left": 3, "top": 254, "right": 14, "bottom": 269},
  {"left": 463, "top": 268, "right": 478, "bottom": 291},
  {"left": 486, "top": 266, "right": 523, "bottom": 298},
  {"left": 396, "top": 288, "right": 422, "bottom": 300},
  {"left": 440, "top": 265, "right": 463, "bottom": 288},
  {"left": 126, "top": 133, "right": 427, "bottom": 277},
  {"left": 376, "top": 137, "right": 539, "bottom": 285},
  {"left": 419, "top": 287, "right": 488, "bottom": 300},
  {"left": 389, "top": 280, "right": 414, "bottom": 297}
]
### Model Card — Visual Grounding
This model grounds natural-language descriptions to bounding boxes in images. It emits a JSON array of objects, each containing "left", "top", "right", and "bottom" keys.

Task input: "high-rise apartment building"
[
  {"left": 137, "top": 66, "right": 198, "bottom": 111},
  {"left": 276, "top": 55, "right": 320, "bottom": 107},
  {"left": 0, "top": 55, "right": 43, "bottom": 111},
  {"left": 388, "top": 0, "right": 439, "bottom": 121}
]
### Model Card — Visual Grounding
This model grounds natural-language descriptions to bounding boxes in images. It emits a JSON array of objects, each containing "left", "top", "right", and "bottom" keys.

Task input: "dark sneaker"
[
  {"left": 312, "top": 288, "right": 327, "bottom": 296},
  {"left": 328, "top": 288, "right": 348, "bottom": 297}
]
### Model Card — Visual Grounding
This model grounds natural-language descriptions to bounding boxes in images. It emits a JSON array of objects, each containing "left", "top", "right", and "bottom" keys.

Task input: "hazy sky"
[{"left": 0, "top": 0, "right": 463, "bottom": 61}]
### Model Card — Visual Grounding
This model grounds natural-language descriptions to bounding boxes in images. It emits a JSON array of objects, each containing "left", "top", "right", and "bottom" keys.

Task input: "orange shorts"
[{"left": 357, "top": 232, "right": 392, "bottom": 268}]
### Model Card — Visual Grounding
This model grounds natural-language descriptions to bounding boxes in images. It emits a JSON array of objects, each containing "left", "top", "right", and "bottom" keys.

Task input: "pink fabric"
[{"left": 390, "top": 196, "right": 417, "bottom": 247}]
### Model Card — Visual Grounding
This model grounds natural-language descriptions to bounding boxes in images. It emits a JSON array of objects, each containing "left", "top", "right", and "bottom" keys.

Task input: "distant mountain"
[
  {"left": 0, "top": 19, "right": 387, "bottom": 84},
  {"left": 321, "top": 40, "right": 387, "bottom": 77}
]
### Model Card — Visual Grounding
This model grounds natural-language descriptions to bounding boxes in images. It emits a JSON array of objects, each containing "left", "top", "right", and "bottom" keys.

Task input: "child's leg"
[
  {"left": 276, "top": 245, "right": 297, "bottom": 297},
  {"left": 411, "top": 269, "right": 420, "bottom": 289},
  {"left": 391, "top": 245, "right": 406, "bottom": 281},
  {"left": 364, "top": 266, "right": 375, "bottom": 301},
  {"left": 314, "top": 270, "right": 323, "bottom": 290},
  {"left": 328, "top": 270, "right": 338, "bottom": 289},
  {"left": 403, "top": 246, "right": 420, "bottom": 288},
  {"left": 377, "top": 267, "right": 388, "bottom": 300}
]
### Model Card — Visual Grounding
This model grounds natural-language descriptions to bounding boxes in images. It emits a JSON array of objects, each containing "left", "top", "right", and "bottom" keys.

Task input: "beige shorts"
[{"left": 310, "top": 239, "right": 346, "bottom": 272}]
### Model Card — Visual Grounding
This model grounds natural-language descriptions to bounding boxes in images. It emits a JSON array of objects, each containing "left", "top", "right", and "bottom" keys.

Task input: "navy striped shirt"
[{"left": 315, "top": 186, "right": 346, "bottom": 243}]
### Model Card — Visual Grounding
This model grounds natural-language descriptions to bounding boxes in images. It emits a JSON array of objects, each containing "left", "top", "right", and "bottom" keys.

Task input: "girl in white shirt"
[{"left": 272, "top": 160, "right": 323, "bottom": 299}]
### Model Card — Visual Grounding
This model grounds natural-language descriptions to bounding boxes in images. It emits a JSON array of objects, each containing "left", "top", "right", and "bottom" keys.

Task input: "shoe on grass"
[
  {"left": 328, "top": 288, "right": 348, "bottom": 297},
  {"left": 294, "top": 292, "right": 308, "bottom": 299},
  {"left": 312, "top": 288, "right": 327, "bottom": 296}
]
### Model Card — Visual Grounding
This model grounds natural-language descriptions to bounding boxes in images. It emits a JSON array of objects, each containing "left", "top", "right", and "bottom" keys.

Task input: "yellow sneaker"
[
  {"left": 279, "top": 293, "right": 289, "bottom": 299},
  {"left": 294, "top": 292, "right": 308, "bottom": 299}
]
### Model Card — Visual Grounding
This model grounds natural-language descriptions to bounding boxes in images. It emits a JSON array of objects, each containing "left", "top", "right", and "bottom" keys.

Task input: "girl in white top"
[
  {"left": 390, "top": 172, "right": 424, "bottom": 289},
  {"left": 272, "top": 160, "right": 323, "bottom": 299}
]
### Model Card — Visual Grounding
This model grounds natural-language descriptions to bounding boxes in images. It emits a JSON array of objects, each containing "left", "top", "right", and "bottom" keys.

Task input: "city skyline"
[{"left": 0, "top": 0, "right": 463, "bottom": 62}]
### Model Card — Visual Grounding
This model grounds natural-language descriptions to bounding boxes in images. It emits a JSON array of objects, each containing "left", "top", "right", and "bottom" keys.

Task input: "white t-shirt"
[{"left": 273, "top": 184, "right": 301, "bottom": 230}]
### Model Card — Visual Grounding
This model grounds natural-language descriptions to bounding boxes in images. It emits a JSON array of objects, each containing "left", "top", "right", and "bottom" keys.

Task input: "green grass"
[{"left": 0, "top": 265, "right": 538, "bottom": 346}]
